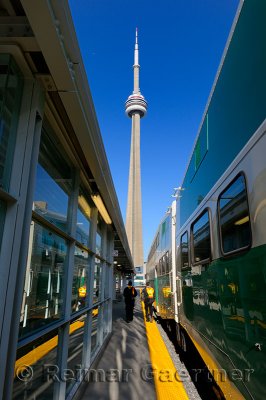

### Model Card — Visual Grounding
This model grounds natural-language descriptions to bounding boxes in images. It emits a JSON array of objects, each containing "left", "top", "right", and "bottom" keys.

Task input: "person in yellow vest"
[{"left": 142, "top": 281, "right": 155, "bottom": 322}]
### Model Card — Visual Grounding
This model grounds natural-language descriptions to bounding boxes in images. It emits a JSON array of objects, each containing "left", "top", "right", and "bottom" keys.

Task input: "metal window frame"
[
  {"left": 217, "top": 171, "right": 252, "bottom": 257},
  {"left": 190, "top": 208, "right": 212, "bottom": 266},
  {"left": 2, "top": 117, "right": 115, "bottom": 400},
  {"left": 180, "top": 230, "right": 190, "bottom": 271},
  {"left": 1, "top": 81, "right": 44, "bottom": 400}
]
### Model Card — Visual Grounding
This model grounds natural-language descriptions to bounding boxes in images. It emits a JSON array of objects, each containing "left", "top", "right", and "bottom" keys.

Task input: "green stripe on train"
[{"left": 181, "top": 244, "right": 266, "bottom": 399}]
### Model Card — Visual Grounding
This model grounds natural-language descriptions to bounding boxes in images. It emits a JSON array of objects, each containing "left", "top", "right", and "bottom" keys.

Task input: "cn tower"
[{"left": 125, "top": 28, "right": 147, "bottom": 268}]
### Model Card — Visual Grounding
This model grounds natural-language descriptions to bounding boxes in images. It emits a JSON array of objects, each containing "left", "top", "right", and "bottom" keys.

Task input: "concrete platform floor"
[{"left": 78, "top": 294, "right": 156, "bottom": 400}]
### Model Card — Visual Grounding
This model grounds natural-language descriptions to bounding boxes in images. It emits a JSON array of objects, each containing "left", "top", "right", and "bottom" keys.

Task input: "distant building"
[{"left": 134, "top": 262, "right": 146, "bottom": 286}]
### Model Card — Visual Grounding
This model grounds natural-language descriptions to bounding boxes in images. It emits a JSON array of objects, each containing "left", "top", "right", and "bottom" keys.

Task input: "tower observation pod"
[
  {"left": 125, "top": 28, "right": 147, "bottom": 269},
  {"left": 125, "top": 28, "right": 148, "bottom": 117}
]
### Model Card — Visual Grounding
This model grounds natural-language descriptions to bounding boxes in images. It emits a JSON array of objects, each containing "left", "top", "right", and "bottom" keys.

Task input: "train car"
[
  {"left": 146, "top": 201, "right": 177, "bottom": 320},
  {"left": 147, "top": 1, "right": 266, "bottom": 399}
]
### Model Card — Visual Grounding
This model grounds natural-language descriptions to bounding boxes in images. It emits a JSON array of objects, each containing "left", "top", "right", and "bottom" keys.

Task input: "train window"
[
  {"left": 165, "top": 251, "right": 170, "bottom": 273},
  {"left": 162, "top": 255, "right": 165, "bottom": 274},
  {"left": 161, "top": 256, "right": 166, "bottom": 275},
  {"left": 159, "top": 258, "right": 163, "bottom": 275},
  {"left": 191, "top": 210, "right": 211, "bottom": 264},
  {"left": 180, "top": 231, "right": 189, "bottom": 270},
  {"left": 218, "top": 173, "right": 251, "bottom": 254}
]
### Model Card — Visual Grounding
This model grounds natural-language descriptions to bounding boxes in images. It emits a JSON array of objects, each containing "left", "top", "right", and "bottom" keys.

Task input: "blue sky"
[{"left": 69, "top": 0, "right": 239, "bottom": 260}]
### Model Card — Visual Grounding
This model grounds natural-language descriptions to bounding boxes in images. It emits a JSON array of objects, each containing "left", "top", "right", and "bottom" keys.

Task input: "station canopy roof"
[{"left": 1, "top": 0, "right": 134, "bottom": 273}]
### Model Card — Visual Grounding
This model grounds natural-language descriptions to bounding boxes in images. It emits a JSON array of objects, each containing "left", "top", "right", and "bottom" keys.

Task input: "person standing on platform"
[
  {"left": 142, "top": 282, "right": 155, "bottom": 322},
  {"left": 123, "top": 280, "right": 138, "bottom": 322}
]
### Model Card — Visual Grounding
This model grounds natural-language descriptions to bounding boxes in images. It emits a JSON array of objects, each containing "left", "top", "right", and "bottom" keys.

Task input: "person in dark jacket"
[
  {"left": 123, "top": 280, "right": 137, "bottom": 322},
  {"left": 141, "top": 282, "right": 155, "bottom": 322}
]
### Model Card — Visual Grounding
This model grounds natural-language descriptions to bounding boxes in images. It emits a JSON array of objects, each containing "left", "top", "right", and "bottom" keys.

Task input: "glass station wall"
[
  {"left": 13, "top": 121, "right": 114, "bottom": 399},
  {"left": 0, "top": 54, "right": 23, "bottom": 252}
]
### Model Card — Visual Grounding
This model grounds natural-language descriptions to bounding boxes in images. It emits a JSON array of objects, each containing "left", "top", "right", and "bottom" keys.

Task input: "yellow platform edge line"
[
  {"left": 14, "top": 308, "right": 99, "bottom": 376},
  {"left": 141, "top": 302, "right": 189, "bottom": 400}
]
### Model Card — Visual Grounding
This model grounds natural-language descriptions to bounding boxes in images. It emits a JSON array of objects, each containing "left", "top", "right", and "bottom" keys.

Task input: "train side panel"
[
  {"left": 177, "top": 123, "right": 266, "bottom": 400},
  {"left": 146, "top": 209, "right": 175, "bottom": 319}
]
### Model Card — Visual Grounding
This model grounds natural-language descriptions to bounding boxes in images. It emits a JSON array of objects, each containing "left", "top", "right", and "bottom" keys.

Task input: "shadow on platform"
[{"left": 76, "top": 295, "right": 156, "bottom": 400}]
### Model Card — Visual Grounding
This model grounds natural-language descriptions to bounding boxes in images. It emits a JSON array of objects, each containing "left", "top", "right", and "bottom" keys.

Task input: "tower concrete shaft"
[
  {"left": 125, "top": 28, "right": 147, "bottom": 268},
  {"left": 126, "top": 113, "right": 143, "bottom": 267}
]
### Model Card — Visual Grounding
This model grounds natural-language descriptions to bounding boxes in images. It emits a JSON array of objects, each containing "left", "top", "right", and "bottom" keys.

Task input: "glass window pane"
[
  {"left": 180, "top": 232, "right": 189, "bottom": 270},
  {"left": 96, "top": 233, "right": 102, "bottom": 257},
  {"left": 106, "top": 231, "right": 113, "bottom": 263},
  {"left": 159, "top": 258, "right": 162, "bottom": 276},
  {"left": 161, "top": 256, "right": 166, "bottom": 275},
  {"left": 103, "top": 302, "right": 109, "bottom": 338},
  {"left": 219, "top": 174, "right": 251, "bottom": 253},
  {"left": 91, "top": 306, "right": 99, "bottom": 355},
  {"left": 13, "top": 328, "right": 58, "bottom": 400},
  {"left": 19, "top": 222, "right": 67, "bottom": 339},
  {"left": 165, "top": 251, "right": 170, "bottom": 273},
  {"left": 0, "top": 54, "right": 23, "bottom": 191},
  {"left": 96, "top": 215, "right": 103, "bottom": 257},
  {"left": 66, "top": 313, "right": 87, "bottom": 395},
  {"left": 71, "top": 247, "right": 88, "bottom": 313},
  {"left": 76, "top": 190, "right": 91, "bottom": 246},
  {"left": 33, "top": 126, "right": 73, "bottom": 233},
  {"left": 104, "top": 266, "right": 110, "bottom": 299},
  {"left": 0, "top": 199, "right": 6, "bottom": 251},
  {"left": 93, "top": 259, "right": 102, "bottom": 304},
  {"left": 192, "top": 210, "right": 211, "bottom": 264}
]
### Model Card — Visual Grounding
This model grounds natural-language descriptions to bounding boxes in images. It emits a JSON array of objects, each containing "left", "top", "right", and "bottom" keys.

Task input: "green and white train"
[{"left": 146, "top": 1, "right": 266, "bottom": 399}]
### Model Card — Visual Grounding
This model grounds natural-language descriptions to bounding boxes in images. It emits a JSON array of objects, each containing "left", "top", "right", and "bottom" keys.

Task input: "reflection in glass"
[
  {"left": 192, "top": 211, "right": 211, "bottom": 263},
  {"left": 181, "top": 232, "right": 189, "bottom": 270},
  {"left": 93, "top": 259, "right": 102, "bottom": 304},
  {"left": 33, "top": 126, "right": 73, "bottom": 233},
  {"left": 66, "top": 314, "right": 87, "bottom": 395},
  {"left": 96, "top": 232, "right": 102, "bottom": 257},
  {"left": 160, "top": 256, "right": 165, "bottom": 275},
  {"left": 76, "top": 191, "right": 91, "bottom": 246},
  {"left": 103, "top": 302, "right": 109, "bottom": 338},
  {"left": 104, "top": 266, "right": 110, "bottom": 299},
  {"left": 159, "top": 258, "right": 162, "bottom": 276},
  {"left": 165, "top": 252, "right": 170, "bottom": 273},
  {"left": 72, "top": 247, "right": 88, "bottom": 313},
  {"left": 13, "top": 328, "right": 58, "bottom": 399},
  {"left": 160, "top": 216, "right": 170, "bottom": 252},
  {"left": 19, "top": 222, "right": 67, "bottom": 338},
  {"left": 91, "top": 307, "right": 99, "bottom": 355},
  {"left": 0, "top": 54, "right": 23, "bottom": 191},
  {"left": 0, "top": 200, "right": 6, "bottom": 251},
  {"left": 219, "top": 174, "right": 251, "bottom": 253},
  {"left": 96, "top": 215, "right": 103, "bottom": 256}
]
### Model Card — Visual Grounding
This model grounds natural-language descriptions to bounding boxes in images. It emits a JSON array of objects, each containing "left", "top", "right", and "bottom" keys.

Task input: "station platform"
[{"left": 75, "top": 292, "right": 189, "bottom": 400}]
